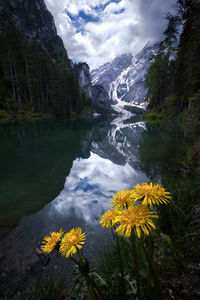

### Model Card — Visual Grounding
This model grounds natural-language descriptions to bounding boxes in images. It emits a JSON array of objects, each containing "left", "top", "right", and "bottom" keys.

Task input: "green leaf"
[{"left": 160, "top": 232, "right": 173, "bottom": 248}]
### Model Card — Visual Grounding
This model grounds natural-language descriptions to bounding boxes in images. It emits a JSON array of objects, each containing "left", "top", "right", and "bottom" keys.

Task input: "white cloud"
[
  {"left": 52, "top": 152, "right": 148, "bottom": 223},
  {"left": 44, "top": 0, "right": 177, "bottom": 70},
  {"left": 103, "top": 1, "right": 125, "bottom": 14}
]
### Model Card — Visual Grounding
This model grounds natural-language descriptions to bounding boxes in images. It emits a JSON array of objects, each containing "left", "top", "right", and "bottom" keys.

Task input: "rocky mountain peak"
[
  {"left": 91, "top": 52, "right": 133, "bottom": 92},
  {"left": 111, "top": 52, "right": 133, "bottom": 69},
  {"left": 91, "top": 43, "right": 158, "bottom": 109}
]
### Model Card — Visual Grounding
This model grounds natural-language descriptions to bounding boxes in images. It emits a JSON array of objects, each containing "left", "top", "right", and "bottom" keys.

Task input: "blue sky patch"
[
  {"left": 65, "top": 0, "right": 123, "bottom": 33},
  {"left": 115, "top": 8, "right": 125, "bottom": 15},
  {"left": 65, "top": 10, "right": 99, "bottom": 33}
]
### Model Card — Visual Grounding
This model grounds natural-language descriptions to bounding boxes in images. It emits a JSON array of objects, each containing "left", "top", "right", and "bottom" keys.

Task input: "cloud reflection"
[{"left": 51, "top": 152, "right": 148, "bottom": 223}]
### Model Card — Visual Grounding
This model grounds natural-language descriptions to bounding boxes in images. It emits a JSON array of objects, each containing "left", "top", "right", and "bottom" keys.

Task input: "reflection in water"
[
  {"left": 52, "top": 152, "right": 147, "bottom": 224},
  {"left": 0, "top": 117, "right": 149, "bottom": 297},
  {"left": 1, "top": 117, "right": 199, "bottom": 298},
  {"left": 2, "top": 118, "right": 198, "bottom": 297},
  {"left": 0, "top": 121, "right": 91, "bottom": 239},
  {"left": 90, "top": 119, "right": 146, "bottom": 169},
  {"left": 139, "top": 121, "right": 190, "bottom": 181}
]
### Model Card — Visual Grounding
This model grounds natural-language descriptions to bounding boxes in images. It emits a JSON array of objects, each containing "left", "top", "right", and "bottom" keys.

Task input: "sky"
[{"left": 44, "top": 0, "right": 177, "bottom": 70}]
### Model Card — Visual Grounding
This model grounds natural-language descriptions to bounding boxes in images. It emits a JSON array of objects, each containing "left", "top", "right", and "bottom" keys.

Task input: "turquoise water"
[
  {"left": 0, "top": 120, "right": 91, "bottom": 239},
  {"left": 0, "top": 117, "right": 198, "bottom": 297}
]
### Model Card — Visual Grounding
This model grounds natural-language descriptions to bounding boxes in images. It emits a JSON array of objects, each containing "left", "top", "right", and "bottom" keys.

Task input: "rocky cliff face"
[
  {"left": 91, "top": 43, "right": 158, "bottom": 109},
  {"left": 75, "top": 62, "right": 114, "bottom": 113},
  {"left": 0, "top": 0, "right": 65, "bottom": 59},
  {"left": 77, "top": 63, "right": 91, "bottom": 88},
  {"left": 0, "top": 0, "right": 90, "bottom": 118},
  {"left": 92, "top": 53, "right": 133, "bottom": 93}
]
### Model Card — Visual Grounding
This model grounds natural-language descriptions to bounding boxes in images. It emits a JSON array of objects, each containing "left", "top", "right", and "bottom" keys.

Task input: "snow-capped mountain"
[{"left": 91, "top": 42, "right": 158, "bottom": 112}]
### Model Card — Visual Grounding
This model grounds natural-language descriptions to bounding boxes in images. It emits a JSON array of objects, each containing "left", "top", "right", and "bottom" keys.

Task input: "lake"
[{"left": 0, "top": 117, "right": 197, "bottom": 297}]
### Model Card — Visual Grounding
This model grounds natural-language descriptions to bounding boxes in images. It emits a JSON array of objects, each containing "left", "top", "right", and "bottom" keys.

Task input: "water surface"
[{"left": 0, "top": 117, "right": 197, "bottom": 297}]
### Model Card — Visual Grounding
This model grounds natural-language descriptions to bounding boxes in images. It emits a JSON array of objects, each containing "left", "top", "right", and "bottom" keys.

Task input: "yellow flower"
[
  {"left": 115, "top": 205, "right": 158, "bottom": 238},
  {"left": 132, "top": 182, "right": 171, "bottom": 207},
  {"left": 59, "top": 227, "right": 86, "bottom": 257},
  {"left": 152, "top": 184, "right": 171, "bottom": 205},
  {"left": 111, "top": 189, "right": 134, "bottom": 210},
  {"left": 41, "top": 228, "right": 63, "bottom": 254},
  {"left": 99, "top": 209, "right": 121, "bottom": 228}
]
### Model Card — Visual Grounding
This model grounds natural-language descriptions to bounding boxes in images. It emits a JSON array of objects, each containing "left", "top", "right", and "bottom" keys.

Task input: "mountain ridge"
[
  {"left": 91, "top": 43, "right": 158, "bottom": 111},
  {"left": 0, "top": 0, "right": 91, "bottom": 120}
]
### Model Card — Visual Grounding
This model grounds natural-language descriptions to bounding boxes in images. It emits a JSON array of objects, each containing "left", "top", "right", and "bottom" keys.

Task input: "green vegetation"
[
  {"left": 0, "top": 110, "right": 12, "bottom": 122},
  {"left": 138, "top": 121, "right": 200, "bottom": 298},
  {"left": 145, "top": 0, "right": 200, "bottom": 121},
  {"left": 142, "top": 111, "right": 163, "bottom": 122},
  {"left": 0, "top": 16, "right": 92, "bottom": 120},
  {"left": 13, "top": 271, "right": 67, "bottom": 300}
]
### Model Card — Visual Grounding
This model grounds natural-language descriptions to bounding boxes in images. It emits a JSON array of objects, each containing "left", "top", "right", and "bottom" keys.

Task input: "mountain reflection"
[{"left": 85, "top": 117, "right": 146, "bottom": 169}]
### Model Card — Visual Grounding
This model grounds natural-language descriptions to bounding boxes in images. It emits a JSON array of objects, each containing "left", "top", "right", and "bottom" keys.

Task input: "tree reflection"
[{"left": 139, "top": 121, "right": 188, "bottom": 181}]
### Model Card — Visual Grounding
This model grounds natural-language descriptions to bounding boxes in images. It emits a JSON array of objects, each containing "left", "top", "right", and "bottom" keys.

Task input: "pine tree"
[
  {"left": 145, "top": 14, "right": 179, "bottom": 111},
  {"left": 0, "top": 18, "right": 92, "bottom": 118},
  {"left": 173, "top": 0, "right": 200, "bottom": 111}
]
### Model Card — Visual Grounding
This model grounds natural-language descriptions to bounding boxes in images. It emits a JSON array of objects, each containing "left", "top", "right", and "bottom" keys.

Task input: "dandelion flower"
[
  {"left": 99, "top": 209, "right": 121, "bottom": 228},
  {"left": 41, "top": 228, "right": 63, "bottom": 254},
  {"left": 111, "top": 189, "right": 134, "bottom": 210},
  {"left": 132, "top": 182, "right": 171, "bottom": 207},
  {"left": 59, "top": 227, "right": 86, "bottom": 257},
  {"left": 152, "top": 184, "right": 171, "bottom": 206},
  {"left": 115, "top": 205, "right": 158, "bottom": 238}
]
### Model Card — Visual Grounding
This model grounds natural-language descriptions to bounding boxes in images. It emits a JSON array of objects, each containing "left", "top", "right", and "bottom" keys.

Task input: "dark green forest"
[
  {"left": 145, "top": 0, "right": 200, "bottom": 120},
  {"left": 0, "top": 2, "right": 91, "bottom": 120}
]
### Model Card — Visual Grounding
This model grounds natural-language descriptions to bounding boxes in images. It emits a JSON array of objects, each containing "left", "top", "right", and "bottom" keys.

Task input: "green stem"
[
  {"left": 149, "top": 233, "right": 154, "bottom": 259},
  {"left": 111, "top": 227, "right": 116, "bottom": 240},
  {"left": 145, "top": 232, "right": 154, "bottom": 297},
  {"left": 77, "top": 248, "right": 83, "bottom": 259},
  {"left": 141, "top": 237, "right": 161, "bottom": 299},
  {"left": 75, "top": 251, "right": 103, "bottom": 299},
  {"left": 115, "top": 234, "right": 126, "bottom": 300},
  {"left": 145, "top": 267, "right": 151, "bottom": 300},
  {"left": 130, "top": 234, "right": 141, "bottom": 300},
  {"left": 85, "top": 277, "right": 97, "bottom": 300},
  {"left": 87, "top": 275, "right": 104, "bottom": 300},
  {"left": 70, "top": 256, "right": 79, "bottom": 265},
  {"left": 70, "top": 255, "right": 98, "bottom": 299}
]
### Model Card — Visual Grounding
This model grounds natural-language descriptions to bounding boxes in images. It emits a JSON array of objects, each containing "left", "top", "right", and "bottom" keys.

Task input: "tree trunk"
[
  {"left": 13, "top": 63, "right": 21, "bottom": 104},
  {"left": 24, "top": 55, "right": 34, "bottom": 112},
  {"left": 9, "top": 61, "right": 16, "bottom": 100}
]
